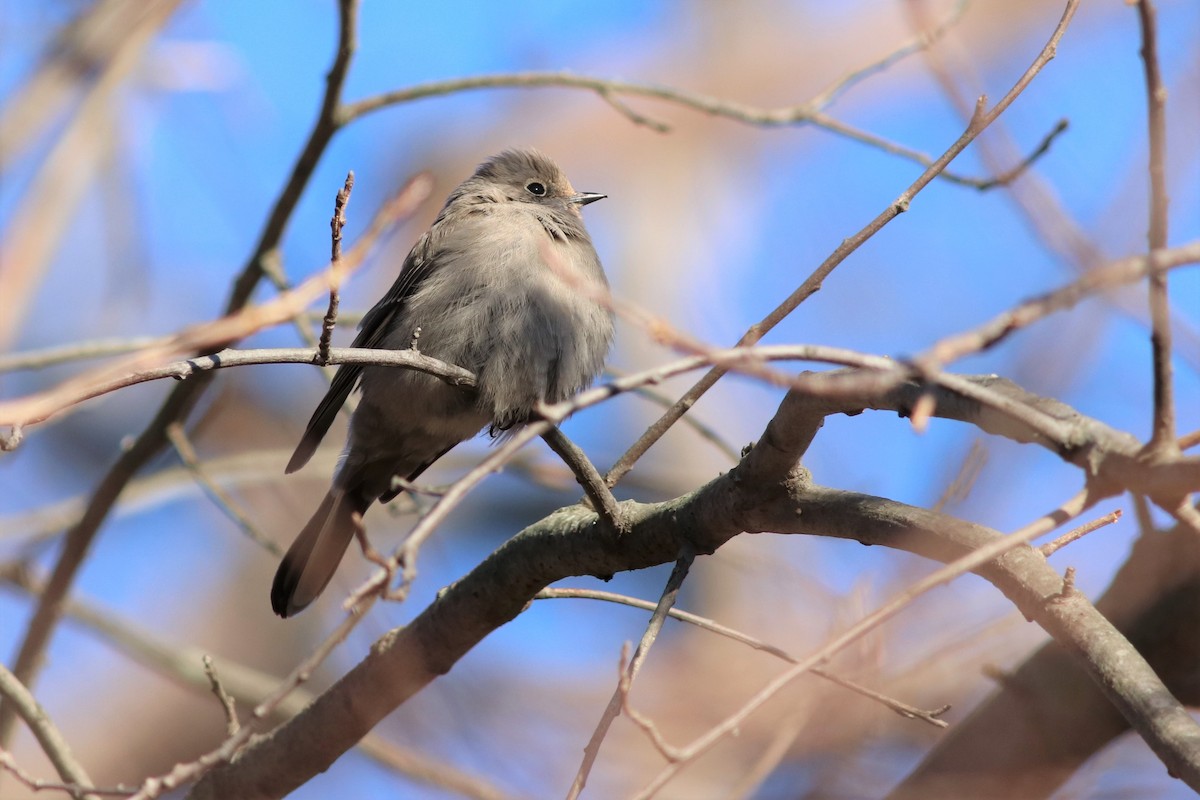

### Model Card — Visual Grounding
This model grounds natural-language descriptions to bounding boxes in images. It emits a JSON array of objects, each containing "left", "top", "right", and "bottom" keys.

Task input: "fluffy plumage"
[{"left": 271, "top": 149, "right": 613, "bottom": 617}]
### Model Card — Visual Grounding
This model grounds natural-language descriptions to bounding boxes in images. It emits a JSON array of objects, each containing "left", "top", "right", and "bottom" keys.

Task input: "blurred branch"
[
  {"left": 536, "top": 588, "right": 950, "bottom": 728},
  {"left": 341, "top": 73, "right": 1058, "bottom": 191},
  {"left": 635, "top": 488, "right": 1096, "bottom": 799},
  {"left": 335, "top": 0, "right": 1051, "bottom": 193},
  {"left": 922, "top": 241, "right": 1200, "bottom": 366},
  {"left": 0, "top": 337, "right": 169, "bottom": 373},
  {"left": 907, "top": 0, "right": 1200, "bottom": 371},
  {"left": 165, "top": 424, "right": 281, "bottom": 557},
  {"left": 0, "top": 173, "right": 433, "bottom": 433},
  {"left": 604, "top": 0, "right": 1083, "bottom": 489},
  {"left": 0, "top": 568, "right": 512, "bottom": 800},
  {"left": 808, "top": 0, "right": 967, "bottom": 110},
  {"left": 1135, "top": 0, "right": 1177, "bottom": 455},
  {"left": 568, "top": 544, "right": 694, "bottom": 799},
  {"left": 0, "top": 448, "right": 334, "bottom": 551},
  {"left": 932, "top": 438, "right": 987, "bottom": 513},
  {"left": 0, "top": 0, "right": 366, "bottom": 751},
  {"left": 0, "top": 0, "right": 185, "bottom": 350},
  {"left": 0, "top": 662, "right": 98, "bottom": 799},
  {"left": 0, "top": 0, "right": 181, "bottom": 168}
]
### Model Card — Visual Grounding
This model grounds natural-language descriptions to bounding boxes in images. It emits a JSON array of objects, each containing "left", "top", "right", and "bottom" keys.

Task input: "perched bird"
[{"left": 271, "top": 149, "right": 613, "bottom": 618}]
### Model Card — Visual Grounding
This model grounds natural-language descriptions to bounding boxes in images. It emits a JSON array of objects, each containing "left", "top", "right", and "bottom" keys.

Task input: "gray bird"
[{"left": 271, "top": 149, "right": 613, "bottom": 618}]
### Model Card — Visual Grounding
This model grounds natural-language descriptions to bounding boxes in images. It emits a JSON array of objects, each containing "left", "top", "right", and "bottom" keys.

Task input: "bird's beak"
[{"left": 570, "top": 192, "right": 606, "bottom": 206}]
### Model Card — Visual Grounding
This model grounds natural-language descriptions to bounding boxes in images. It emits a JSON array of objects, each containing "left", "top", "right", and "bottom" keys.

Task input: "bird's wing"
[{"left": 285, "top": 230, "right": 439, "bottom": 474}]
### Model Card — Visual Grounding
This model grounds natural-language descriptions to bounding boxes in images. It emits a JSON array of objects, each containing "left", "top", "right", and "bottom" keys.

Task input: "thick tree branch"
[
  {"left": 891, "top": 513, "right": 1200, "bottom": 800},
  {"left": 186, "top": 376, "right": 1200, "bottom": 798}
]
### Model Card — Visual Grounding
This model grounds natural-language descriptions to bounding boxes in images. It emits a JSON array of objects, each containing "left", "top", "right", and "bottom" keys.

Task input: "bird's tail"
[{"left": 270, "top": 488, "right": 367, "bottom": 618}]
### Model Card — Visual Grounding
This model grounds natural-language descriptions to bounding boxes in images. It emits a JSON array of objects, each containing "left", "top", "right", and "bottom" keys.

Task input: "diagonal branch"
[{"left": 603, "top": 0, "right": 1083, "bottom": 489}]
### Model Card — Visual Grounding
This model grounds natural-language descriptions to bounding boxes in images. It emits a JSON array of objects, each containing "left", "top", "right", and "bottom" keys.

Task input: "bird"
[{"left": 271, "top": 148, "right": 614, "bottom": 618}]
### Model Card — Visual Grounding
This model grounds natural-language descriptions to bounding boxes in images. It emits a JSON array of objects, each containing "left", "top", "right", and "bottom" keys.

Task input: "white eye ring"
[{"left": 526, "top": 181, "right": 547, "bottom": 196}]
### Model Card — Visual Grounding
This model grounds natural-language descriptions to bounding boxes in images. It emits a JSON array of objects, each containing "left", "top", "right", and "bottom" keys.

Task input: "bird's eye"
[{"left": 526, "top": 181, "right": 547, "bottom": 196}]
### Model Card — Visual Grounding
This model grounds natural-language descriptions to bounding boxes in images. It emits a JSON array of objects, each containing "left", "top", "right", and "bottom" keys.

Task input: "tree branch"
[
  {"left": 603, "top": 0, "right": 1083, "bottom": 488},
  {"left": 186, "top": 375, "right": 1200, "bottom": 798},
  {"left": 0, "top": 0, "right": 364, "bottom": 749}
]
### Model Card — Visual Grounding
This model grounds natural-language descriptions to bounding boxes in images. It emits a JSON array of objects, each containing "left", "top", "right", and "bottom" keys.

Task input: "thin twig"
[
  {"left": 1136, "top": 0, "right": 1176, "bottom": 455},
  {"left": 923, "top": 241, "right": 1200, "bottom": 366},
  {"left": 128, "top": 600, "right": 376, "bottom": 800},
  {"left": 568, "top": 543, "right": 695, "bottom": 800},
  {"left": 0, "top": 337, "right": 169, "bottom": 373},
  {"left": 0, "top": 662, "right": 98, "bottom": 799},
  {"left": 0, "top": 0, "right": 365, "bottom": 751},
  {"left": 341, "top": 74, "right": 1062, "bottom": 191},
  {"left": 604, "top": 0, "right": 1083, "bottom": 489},
  {"left": 634, "top": 487, "right": 1095, "bottom": 798},
  {"left": 165, "top": 424, "right": 281, "bottom": 557},
  {"left": 536, "top": 587, "right": 950, "bottom": 728},
  {"left": 318, "top": 171, "right": 354, "bottom": 366},
  {"left": 201, "top": 655, "right": 240, "bottom": 737},
  {"left": 0, "top": 751, "right": 132, "bottom": 798},
  {"left": 0, "top": 567, "right": 514, "bottom": 800},
  {"left": 0, "top": 173, "right": 435, "bottom": 433},
  {"left": 1040, "top": 509, "right": 1122, "bottom": 557},
  {"left": 539, "top": 423, "right": 624, "bottom": 532},
  {"left": 616, "top": 644, "right": 683, "bottom": 762}
]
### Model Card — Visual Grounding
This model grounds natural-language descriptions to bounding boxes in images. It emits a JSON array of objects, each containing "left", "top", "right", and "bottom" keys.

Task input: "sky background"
[{"left": 1, "top": 1, "right": 1199, "bottom": 798}]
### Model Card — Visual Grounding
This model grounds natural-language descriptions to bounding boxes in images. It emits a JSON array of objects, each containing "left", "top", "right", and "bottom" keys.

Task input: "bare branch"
[
  {"left": 635, "top": 488, "right": 1097, "bottom": 798},
  {"left": 0, "top": 750, "right": 132, "bottom": 798},
  {"left": 539, "top": 424, "right": 624, "bottom": 532},
  {"left": 1136, "top": 0, "right": 1177, "bottom": 454},
  {"left": 0, "top": 0, "right": 366, "bottom": 751},
  {"left": 567, "top": 544, "right": 694, "bottom": 798},
  {"left": 605, "top": 0, "right": 1083, "bottom": 488},
  {"left": 1040, "top": 509, "right": 1123, "bottom": 558},
  {"left": 923, "top": 241, "right": 1200, "bottom": 366},
  {"left": 0, "top": 567, "right": 514, "bottom": 800},
  {"left": 318, "top": 171, "right": 355, "bottom": 366},
  {"left": 166, "top": 424, "right": 281, "bottom": 557},
  {"left": 201, "top": 656, "right": 240, "bottom": 737},
  {"left": 536, "top": 588, "right": 950, "bottom": 729},
  {"left": 187, "top": 435, "right": 1200, "bottom": 797},
  {"left": 0, "top": 173, "right": 434, "bottom": 433},
  {"left": 0, "top": 337, "right": 169, "bottom": 374},
  {"left": 0, "top": 662, "right": 98, "bottom": 798},
  {"left": 337, "top": 8, "right": 1060, "bottom": 193}
]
